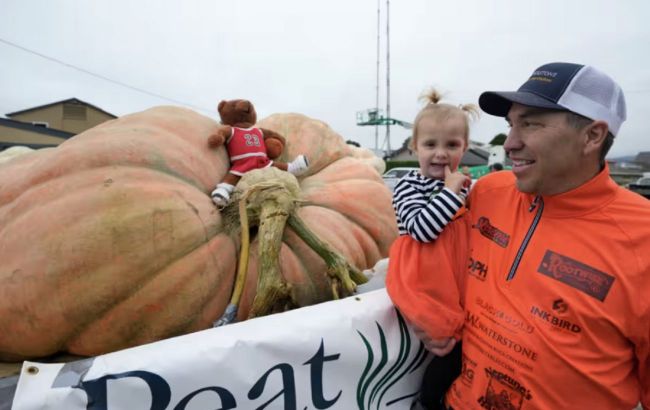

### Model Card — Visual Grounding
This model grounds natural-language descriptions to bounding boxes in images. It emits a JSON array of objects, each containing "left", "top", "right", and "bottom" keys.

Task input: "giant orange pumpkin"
[{"left": 0, "top": 106, "right": 397, "bottom": 361}]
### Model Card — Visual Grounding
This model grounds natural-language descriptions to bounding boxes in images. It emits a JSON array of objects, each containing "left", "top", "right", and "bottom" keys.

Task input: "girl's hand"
[
  {"left": 444, "top": 165, "right": 471, "bottom": 195},
  {"left": 411, "top": 323, "right": 457, "bottom": 356}
]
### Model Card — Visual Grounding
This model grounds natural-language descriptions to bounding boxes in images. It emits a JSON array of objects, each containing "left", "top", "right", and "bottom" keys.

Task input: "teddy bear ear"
[
  {"left": 235, "top": 100, "right": 252, "bottom": 113},
  {"left": 217, "top": 100, "right": 227, "bottom": 112}
]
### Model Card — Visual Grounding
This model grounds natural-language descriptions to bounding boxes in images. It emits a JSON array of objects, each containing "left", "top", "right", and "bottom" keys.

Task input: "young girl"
[
  {"left": 392, "top": 90, "right": 477, "bottom": 242},
  {"left": 386, "top": 89, "right": 479, "bottom": 408}
]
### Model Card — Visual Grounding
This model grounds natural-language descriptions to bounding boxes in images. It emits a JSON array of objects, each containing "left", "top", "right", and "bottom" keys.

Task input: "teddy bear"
[{"left": 208, "top": 99, "right": 309, "bottom": 208}]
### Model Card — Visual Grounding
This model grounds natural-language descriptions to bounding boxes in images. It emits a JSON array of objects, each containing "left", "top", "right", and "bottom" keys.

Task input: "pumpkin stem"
[
  {"left": 287, "top": 214, "right": 367, "bottom": 299},
  {"left": 213, "top": 191, "right": 253, "bottom": 327},
  {"left": 248, "top": 194, "right": 297, "bottom": 318},
  {"left": 223, "top": 167, "right": 368, "bottom": 320}
]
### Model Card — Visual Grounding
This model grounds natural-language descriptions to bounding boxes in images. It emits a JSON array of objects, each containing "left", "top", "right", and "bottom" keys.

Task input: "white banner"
[{"left": 11, "top": 289, "right": 430, "bottom": 410}]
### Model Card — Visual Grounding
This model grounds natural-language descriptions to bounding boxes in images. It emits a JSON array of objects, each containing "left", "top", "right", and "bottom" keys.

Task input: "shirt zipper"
[{"left": 505, "top": 196, "right": 544, "bottom": 281}]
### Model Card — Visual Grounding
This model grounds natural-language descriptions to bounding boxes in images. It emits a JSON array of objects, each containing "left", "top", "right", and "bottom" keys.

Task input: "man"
[
  {"left": 436, "top": 62, "right": 649, "bottom": 409},
  {"left": 488, "top": 162, "right": 503, "bottom": 172}
]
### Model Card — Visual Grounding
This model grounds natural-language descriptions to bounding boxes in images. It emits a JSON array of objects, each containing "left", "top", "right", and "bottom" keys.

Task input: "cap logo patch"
[
  {"left": 529, "top": 70, "right": 558, "bottom": 83},
  {"left": 531, "top": 70, "right": 558, "bottom": 78}
]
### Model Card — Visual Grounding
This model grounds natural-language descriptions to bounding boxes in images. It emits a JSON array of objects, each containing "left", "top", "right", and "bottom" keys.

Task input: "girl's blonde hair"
[{"left": 409, "top": 88, "right": 480, "bottom": 150}]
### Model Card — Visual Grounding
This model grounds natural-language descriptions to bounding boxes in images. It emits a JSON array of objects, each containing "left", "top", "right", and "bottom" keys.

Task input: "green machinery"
[{"left": 356, "top": 108, "right": 413, "bottom": 129}]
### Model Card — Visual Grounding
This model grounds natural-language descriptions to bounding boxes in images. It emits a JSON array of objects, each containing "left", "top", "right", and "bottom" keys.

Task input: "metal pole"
[
  {"left": 375, "top": 0, "right": 380, "bottom": 150},
  {"left": 385, "top": 0, "right": 391, "bottom": 155}
]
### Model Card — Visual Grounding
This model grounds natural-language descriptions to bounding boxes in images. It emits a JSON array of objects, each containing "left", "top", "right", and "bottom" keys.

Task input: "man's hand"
[
  {"left": 412, "top": 324, "right": 457, "bottom": 356},
  {"left": 444, "top": 165, "right": 470, "bottom": 196}
]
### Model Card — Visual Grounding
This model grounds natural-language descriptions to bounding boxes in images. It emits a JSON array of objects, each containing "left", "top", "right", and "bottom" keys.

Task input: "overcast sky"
[{"left": 1, "top": 0, "right": 649, "bottom": 158}]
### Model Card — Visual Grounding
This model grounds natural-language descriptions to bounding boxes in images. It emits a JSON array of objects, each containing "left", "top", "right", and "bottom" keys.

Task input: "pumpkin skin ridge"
[
  {"left": 301, "top": 184, "right": 383, "bottom": 229},
  {"left": 0, "top": 189, "right": 221, "bottom": 267},
  {"left": 0, "top": 180, "right": 226, "bottom": 359},
  {"left": 64, "top": 264, "right": 235, "bottom": 356},
  {"left": 257, "top": 113, "right": 352, "bottom": 176},
  {"left": 64, "top": 233, "right": 235, "bottom": 355},
  {"left": 295, "top": 205, "right": 382, "bottom": 269},
  {"left": 296, "top": 160, "right": 394, "bottom": 267},
  {"left": 291, "top": 206, "right": 368, "bottom": 270},
  {"left": 300, "top": 157, "right": 384, "bottom": 186},
  {"left": 0, "top": 157, "right": 219, "bottom": 211},
  {"left": 65, "top": 234, "right": 236, "bottom": 356},
  {"left": 0, "top": 165, "right": 218, "bottom": 227},
  {"left": 301, "top": 180, "right": 397, "bottom": 256},
  {"left": 0, "top": 216, "right": 221, "bottom": 358},
  {"left": 300, "top": 177, "right": 384, "bottom": 193}
]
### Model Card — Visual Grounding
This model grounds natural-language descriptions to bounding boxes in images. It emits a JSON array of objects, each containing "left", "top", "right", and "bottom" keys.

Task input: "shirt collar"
[{"left": 533, "top": 164, "right": 619, "bottom": 218}]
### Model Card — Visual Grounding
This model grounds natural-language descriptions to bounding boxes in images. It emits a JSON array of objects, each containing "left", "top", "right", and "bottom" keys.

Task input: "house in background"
[
  {"left": 633, "top": 151, "right": 650, "bottom": 170},
  {"left": 486, "top": 133, "right": 510, "bottom": 167},
  {"left": 0, "top": 98, "right": 116, "bottom": 151},
  {"left": 608, "top": 151, "right": 650, "bottom": 186}
]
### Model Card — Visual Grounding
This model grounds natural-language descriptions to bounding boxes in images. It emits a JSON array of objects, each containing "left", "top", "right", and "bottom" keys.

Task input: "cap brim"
[{"left": 479, "top": 91, "right": 565, "bottom": 117}]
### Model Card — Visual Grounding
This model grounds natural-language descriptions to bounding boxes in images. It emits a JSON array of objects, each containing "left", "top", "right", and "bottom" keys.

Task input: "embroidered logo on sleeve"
[
  {"left": 537, "top": 250, "right": 615, "bottom": 301},
  {"left": 473, "top": 216, "right": 510, "bottom": 248}
]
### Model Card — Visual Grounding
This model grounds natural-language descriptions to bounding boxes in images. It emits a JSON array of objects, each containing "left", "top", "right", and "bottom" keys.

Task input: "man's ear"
[{"left": 583, "top": 120, "right": 609, "bottom": 156}]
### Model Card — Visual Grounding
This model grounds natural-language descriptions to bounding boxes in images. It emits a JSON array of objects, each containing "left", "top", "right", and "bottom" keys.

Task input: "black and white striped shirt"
[{"left": 392, "top": 170, "right": 469, "bottom": 243}]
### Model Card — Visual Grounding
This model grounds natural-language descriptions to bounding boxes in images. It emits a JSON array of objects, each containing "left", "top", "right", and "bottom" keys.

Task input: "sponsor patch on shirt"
[
  {"left": 478, "top": 367, "right": 532, "bottom": 409},
  {"left": 468, "top": 257, "right": 488, "bottom": 281},
  {"left": 473, "top": 216, "right": 510, "bottom": 248},
  {"left": 537, "top": 250, "right": 615, "bottom": 301}
]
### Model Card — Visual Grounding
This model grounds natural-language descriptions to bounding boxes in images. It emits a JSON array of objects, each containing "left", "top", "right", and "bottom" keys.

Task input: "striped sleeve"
[{"left": 393, "top": 172, "right": 467, "bottom": 243}]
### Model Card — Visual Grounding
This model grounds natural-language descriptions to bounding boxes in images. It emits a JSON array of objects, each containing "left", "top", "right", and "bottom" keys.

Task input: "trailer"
[{"left": 1, "top": 262, "right": 432, "bottom": 410}]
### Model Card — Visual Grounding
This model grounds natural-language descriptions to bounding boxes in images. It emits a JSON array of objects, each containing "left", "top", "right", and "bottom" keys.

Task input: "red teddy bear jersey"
[{"left": 226, "top": 127, "right": 272, "bottom": 176}]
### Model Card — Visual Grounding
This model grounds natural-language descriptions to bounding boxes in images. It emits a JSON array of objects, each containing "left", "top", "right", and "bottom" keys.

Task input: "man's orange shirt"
[{"left": 447, "top": 168, "right": 650, "bottom": 409}]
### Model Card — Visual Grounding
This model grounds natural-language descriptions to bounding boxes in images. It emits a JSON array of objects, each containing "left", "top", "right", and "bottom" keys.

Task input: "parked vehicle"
[
  {"left": 382, "top": 167, "right": 418, "bottom": 191},
  {"left": 628, "top": 175, "right": 650, "bottom": 199}
]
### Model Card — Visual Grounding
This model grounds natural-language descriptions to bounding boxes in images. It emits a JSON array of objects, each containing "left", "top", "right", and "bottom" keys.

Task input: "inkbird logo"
[
  {"left": 552, "top": 299, "right": 568, "bottom": 314},
  {"left": 530, "top": 303, "right": 582, "bottom": 333},
  {"left": 356, "top": 309, "right": 430, "bottom": 410}
]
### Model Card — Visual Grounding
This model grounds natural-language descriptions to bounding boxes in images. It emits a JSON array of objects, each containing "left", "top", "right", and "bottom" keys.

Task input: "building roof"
[
  {"left": 0, "top": 141, "right": 59, "bottom": 150},
  {"left": 635, "top": 151, "right": 650, "bottom": 165},
  {"left": 6, "top": 98, "right": 117, "bottom": 119},
  {"left": 0, "top": 117, "right": 75, "bottom": 139},
  {"left": 463, "top": 147, "right": 490, "bottom": 166},
  {"left": 488, "top": 133, "right": 508, "bottom": 146}
]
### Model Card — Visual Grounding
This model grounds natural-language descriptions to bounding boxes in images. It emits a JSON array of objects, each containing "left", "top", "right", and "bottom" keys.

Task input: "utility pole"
[
  {"left": 385, "top": 0, "right": 391, "bottom": 155},
  {"left": 375, "top": 0, "right": 380, "bottom": 150},
  {"left": 357, "top": 1, "right": 411, "bottom": 148}
]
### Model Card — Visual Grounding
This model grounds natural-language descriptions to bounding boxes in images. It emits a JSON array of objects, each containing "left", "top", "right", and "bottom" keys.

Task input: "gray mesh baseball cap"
[{"left": 479, "top": 62, "right": 627, "bottom": 136}]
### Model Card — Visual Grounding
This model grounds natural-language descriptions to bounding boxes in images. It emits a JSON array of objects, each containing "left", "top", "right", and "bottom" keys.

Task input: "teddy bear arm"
[
  {"left": 207, "top": 125, "right": 232, "bottom": 148},
  {"left": 259, "top": 128, "right": 285, "bottom": 145},
  {"left": 259, "top": 128, "right": 286, "bottom": 160}
]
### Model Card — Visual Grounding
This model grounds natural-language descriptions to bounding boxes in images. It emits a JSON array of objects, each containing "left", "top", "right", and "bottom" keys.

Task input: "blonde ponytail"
[
  {"left": 418, "top": 88, "right": 444, "bottom": 106},
  {"left": 459, "top": 103, "right": 480, "bottom": 122}
]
